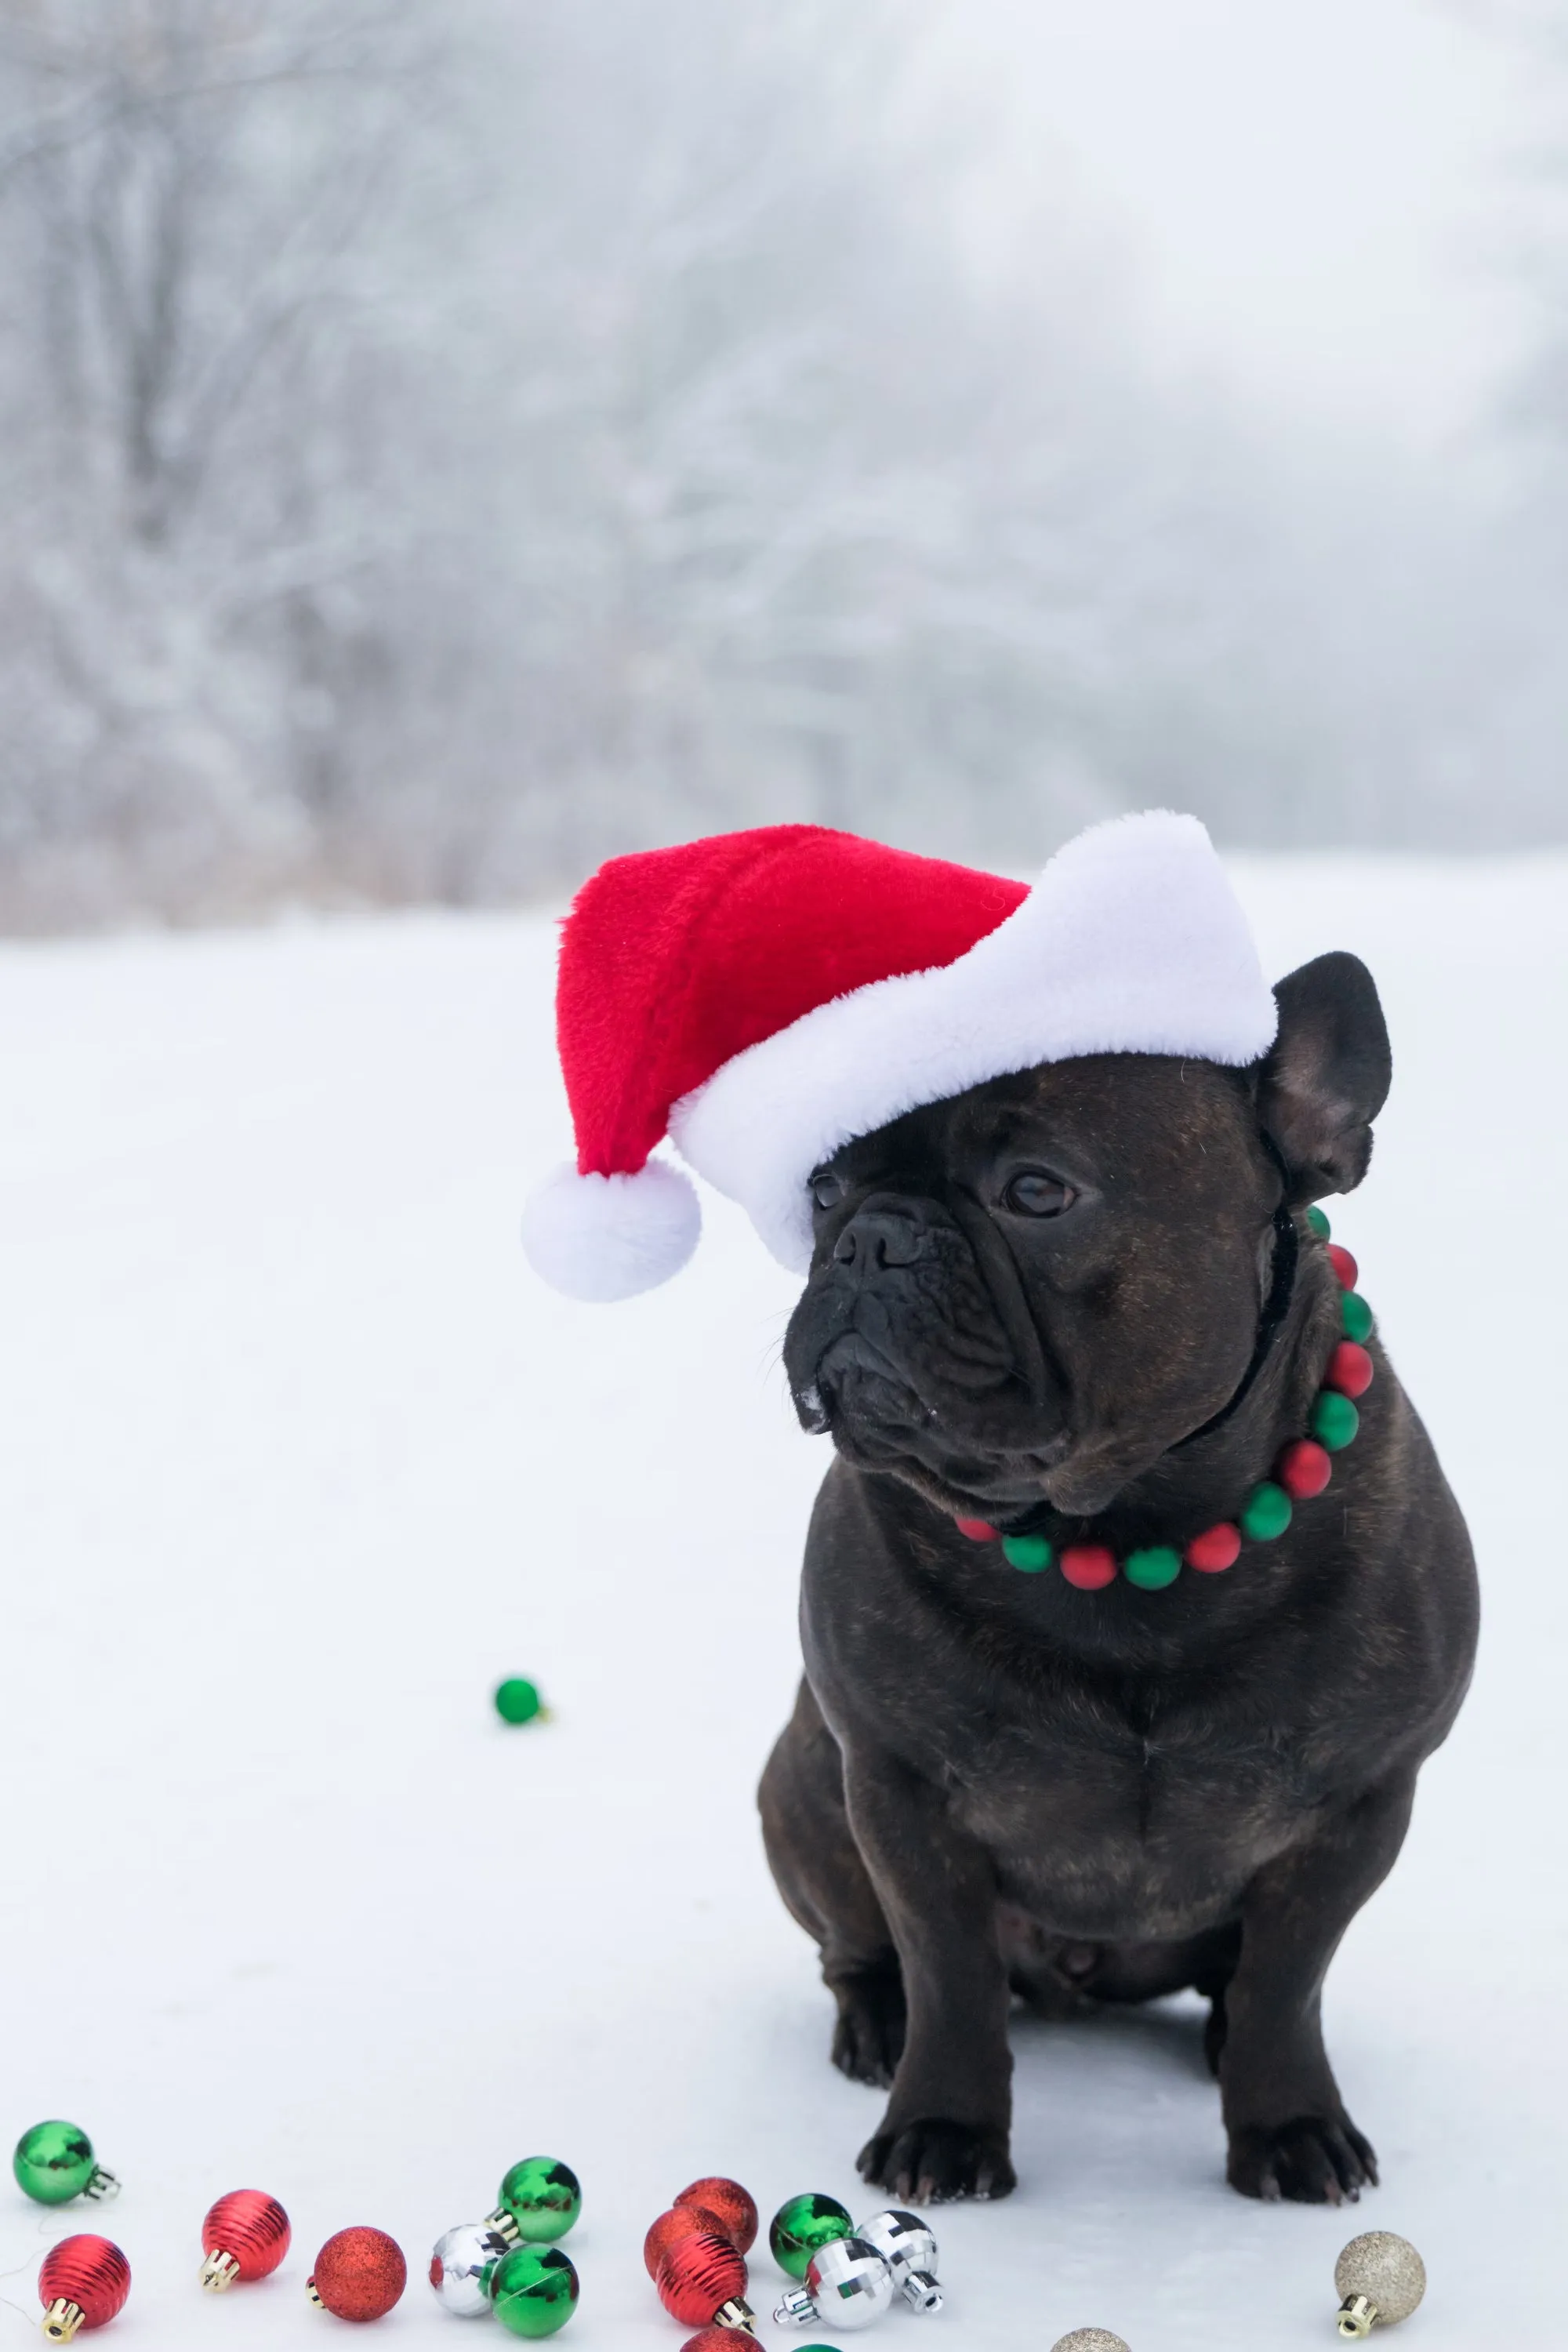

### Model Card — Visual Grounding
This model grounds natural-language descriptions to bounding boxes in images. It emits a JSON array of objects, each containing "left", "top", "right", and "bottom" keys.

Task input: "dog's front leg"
[
  {"left": 1221, "top": 1772, "right": 1415, "bottom": 2204},
  {"left": 844, "top": 1744, "right": 1017, "bottom": 2201}
]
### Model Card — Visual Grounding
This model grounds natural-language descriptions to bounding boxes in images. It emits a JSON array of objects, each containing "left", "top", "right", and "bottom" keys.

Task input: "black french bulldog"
[{"left": 760, "top": 953, "right": 1477, "bottom": 2205}]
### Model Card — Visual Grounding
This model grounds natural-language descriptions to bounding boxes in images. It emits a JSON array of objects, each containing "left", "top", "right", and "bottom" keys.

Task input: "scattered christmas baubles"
[
  {"left": 1050, "top": 2333, "right": 1131, "bottom": 2352},
  {"left": 856, "top": 2209, "right": 942, "bottom": 2314},
  {"left": 430, "top": 2222, "right": 511, "bottom": 2317},
  {"left": 1334, "top": 2233, "right": 1427, "bottom": 2337},
  {"left": 644, "top": 2204, "right": 728, "bottom": 2278},
  {"left": 199, "top": 2189, "right": 292, "bottom": 2291},
  {"left": 489, "top": 2244, "right": 579, "bottom": 2339},
  {"left": 14, "top": 2122, "right": 119, "bottom": 2207},
  {"left": 773, "top": 2234, "right": 895, "bottom": 2331},
  {"left": 489, "top": 2156, "right": 581, "bottom": 2245},
  {"left": 673, "top": 2176, "right": 758, "bottom": 2255},
  {"left": 38, "top": 2235, "right": 130, "bottom": 2343},
  {"left": 494, "top": 1678, "right": 547, "bottom": 1726},
  {"left": 307, "top": 2226, "right": 408, "bottom": 2322},
  {"left": 768, "top": 2192, "right": 854, "bottom": 2279},
  {"left": 656, "top": 2230, "right": 756, "bottom": 2332}
]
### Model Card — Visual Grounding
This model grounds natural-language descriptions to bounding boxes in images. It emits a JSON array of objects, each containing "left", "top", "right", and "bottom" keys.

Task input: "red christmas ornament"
[
  {"left": 1059, "top": 1544, "right": 1118, "bottom": 1591},
  {"left": 656, "top": 2231, "right": 750, "bottom": 2327},
  {"left": 644, "top": 2205, "right": 728, "bottom": 2280},
  {"left": 1184, "top": 1522, "right": 1243, "bottom": 1573},
  {"left": 955, "top": 1517, "right": 999, "bottom": 1541},
  {"left": 1326, "top": 1340, "right": 1374, "bottom": 1399},
  {"left": 673, "top": 2176, "right": 758, "bottom": 2256},
  {"left": 681, "top": 2332, "right": 745, "bottom": 2352},
  {"left": 1277, "top": 1440, "right": 1334, "bottom": 1501},
  {"left": 38, "top": 2235, "right": 130, "bottom": 2342},
  {"left": 1326, "top": 1242, "right": 1359, "bottom": 1291},
  {"left": 201, "top": 2189, "right": 292, "bottom": 2291},
  {"left": 307, "top": 2227, "right": 407, "bottom": 2322}
]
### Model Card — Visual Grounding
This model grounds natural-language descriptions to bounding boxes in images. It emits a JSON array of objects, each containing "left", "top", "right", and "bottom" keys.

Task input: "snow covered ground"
[{"left": 1, "top": 855, "right": 1564, "bottom": 2350}]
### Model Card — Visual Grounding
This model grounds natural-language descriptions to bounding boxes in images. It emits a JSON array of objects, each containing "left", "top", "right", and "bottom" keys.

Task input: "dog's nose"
[{"left": 833, "top": 1200, "right": 930, "bottom": 1272}]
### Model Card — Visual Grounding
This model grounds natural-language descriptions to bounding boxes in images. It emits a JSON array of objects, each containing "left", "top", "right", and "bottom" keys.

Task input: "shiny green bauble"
[
  {"left": 490, "top": 2245, "right": 579, "bottom": 2338},
  {"left": 1123, "top": 1544, "right": 1181, "bottom": 1591},
  {"left": 13, "top": 2121, "right": 96, "bottom": 2205},
  {"left": 769, "top": 2192, "right": 854, "bottom": 2280},
  {"left": 1001, "top": 1533, "right": 1052, "bottom": 1573},
  {"left": 497, "top": 2157, "right": 581, "bottom": 2242}
]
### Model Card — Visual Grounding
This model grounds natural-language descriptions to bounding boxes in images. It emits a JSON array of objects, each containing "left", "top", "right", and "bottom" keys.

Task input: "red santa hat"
[{"left": 522, "top": 810, "right": 1276, "bottom": 1301}]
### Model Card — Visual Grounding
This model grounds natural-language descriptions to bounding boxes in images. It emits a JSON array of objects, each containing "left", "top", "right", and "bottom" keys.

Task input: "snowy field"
[{"left": 1, "top": 854, "right": 1565, "bottom": 2351}]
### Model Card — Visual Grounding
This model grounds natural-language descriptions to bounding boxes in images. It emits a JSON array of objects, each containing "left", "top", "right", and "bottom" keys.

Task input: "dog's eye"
[
  {"left": 1004, "top": 1171, "right": 1076, "bottom": 1218},
  {"left": 811, "top": 1169, "right": 844, "bottom": 1211}
]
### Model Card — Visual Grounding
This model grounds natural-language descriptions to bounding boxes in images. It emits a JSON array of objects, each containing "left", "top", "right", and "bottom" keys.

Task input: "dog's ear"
[{"left": 1256, "top": 952, "right": 1391, "bottom": 1202}]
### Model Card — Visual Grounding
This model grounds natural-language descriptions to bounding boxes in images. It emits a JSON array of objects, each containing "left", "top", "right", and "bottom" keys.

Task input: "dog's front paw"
[
  {"left": 857, "top": 2118, "right": 1016, "bottom": 2204},
  {"left": 830, "top": 1969, "right": 906, "bottom": 2088},
  {"left": 1227, "top": 2114, "right": 1378, "bottom": 2205}
]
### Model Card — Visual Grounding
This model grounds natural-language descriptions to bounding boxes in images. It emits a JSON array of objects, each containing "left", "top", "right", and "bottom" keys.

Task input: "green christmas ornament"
[
  {"left": 495, "top": 1678, "right": 547, "bottom": 1726},
  {"left": 1341, "top": 1290, "right": 1374, "bottom": 1345},
  {"left": 1312, "top": 1391, "right": 1361, "bottom": 1452},
  {"left": 489, "top": 2245, "right": 579, "bottom": 2339},
  {"left": 13, "top": 2121, "right": 118, "bottom": 2206},
  {"left": 1306, "top": 1204, "right": 1332, "bottom": 1240},
  {"left": 768, "top": 2192, "right": 854, "bottom": 2280},
  {"left": 1000, "top": 1533, "right": 1052, "bottom": 1573},
  {"left": 1240, "top": 1480, "right": 1293, "bottom": 1542},
  {"left": 490, "top": 2156, "right": 581, "bottom": 2244},
  {"left": 1123, "top": 1544, "right": 1181, "bottom": 1591}
]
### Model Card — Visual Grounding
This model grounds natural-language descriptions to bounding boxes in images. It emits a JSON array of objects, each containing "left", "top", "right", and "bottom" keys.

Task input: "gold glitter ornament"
[
  {"left": 1051, "top": 2333, "right": 1132, "bottom": 2352},
  {"left": 1334, "top": 2233, "right": 1426, "bottom": 2336}
]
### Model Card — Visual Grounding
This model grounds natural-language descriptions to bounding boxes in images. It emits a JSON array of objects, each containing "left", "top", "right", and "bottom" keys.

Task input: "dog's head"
[{"left": 782, "top": 952, "right": 1390, "bottom": 1520}]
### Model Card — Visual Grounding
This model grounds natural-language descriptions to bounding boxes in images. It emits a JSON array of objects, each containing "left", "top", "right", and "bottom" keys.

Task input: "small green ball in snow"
[{"left": 495, "top": 1677, "right": 546, "bottom": 1726}]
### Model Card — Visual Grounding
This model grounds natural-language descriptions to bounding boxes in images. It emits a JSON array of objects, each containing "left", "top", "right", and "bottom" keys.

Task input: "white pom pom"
[{"left": 521, "top": 1159, "right": 701, "bottom": 1301}]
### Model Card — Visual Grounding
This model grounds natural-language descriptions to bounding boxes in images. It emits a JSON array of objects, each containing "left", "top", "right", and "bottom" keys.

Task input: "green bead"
[
  {"left": 1123, "top": 1545, "right": 1181, "bottom": 1591},
  {"left": 495, "top": 1678, "right": 544, "bottom": 1726},
  {"left": 1341, "top": 1290, "right": 1373, "bottom": 1345},
  {"left": 1000, "top": 1533, "right": 1053, "bottom": 1573},
  {"left": 1240, "top": 1481, "right": 1293, "bottom": 1541},
  {"left": 769, "top": 2193, "right": 855, "bottom": 2280},
  {"left": 490, "top": 2245, "right": 579, "bottom": 2338},
  {"left": 497, "top": 2157, "right": 581, "bottom": 2243},
  {"left": 13, "top": 2122, "right": 96, "bottom": 2205},
  {"left": 1306, "top": 1204, "right": 1332, "bottom": 1240},
  {"left": 1312, "top": 1390, "right": 1360, "bottom": 1452}
]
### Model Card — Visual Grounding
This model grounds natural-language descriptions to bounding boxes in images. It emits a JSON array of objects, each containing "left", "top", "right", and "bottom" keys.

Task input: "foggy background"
[{"left": 1, "top": 0, "right": 1564, "bottom": 931}]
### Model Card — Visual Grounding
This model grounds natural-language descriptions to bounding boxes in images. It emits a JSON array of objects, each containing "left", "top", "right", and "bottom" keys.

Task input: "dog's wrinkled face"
[{"left": 782, "top": 1054, "right": 1280, "bottom": 1520}]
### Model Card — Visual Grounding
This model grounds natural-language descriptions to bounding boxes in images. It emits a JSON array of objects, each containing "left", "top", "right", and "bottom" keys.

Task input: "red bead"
[
  {"left": 309, "top": 2227, "right": 406, "bottom": 2322},
  {"left": 203, "top": 2190, "right": 292, "bottom": 2284},
  {"left": 656, "top": 2231, "right": 747, "bottom": 2325},
  {"left": 1059, "top": 1544, "right": 1118, "bottom": 1590},
  {"left": 955, "top": 1516, "right": 998, "bottom": 1541},
  {"left": 1277, "top": 1439, "right": 1333, "bottom": 1501},
  {"left": 1326, "top": 1340, "right": 1374, "bottom": 1399},
  {"left": 39, "top": 2236, "right": 130, "bottom": 2330},
  {"left": 673, "top": 2176, "right": 757, "bottom": 2255},
  {"left": 644, "top": 2206, "right": 726, "bottom": 2280},
  {"left": 1326, "top": 1243, "right": 1359, "bottom": 1290},
  {"left": 1184, "top": 1522, "right": 1242, "bottom": 1573}
]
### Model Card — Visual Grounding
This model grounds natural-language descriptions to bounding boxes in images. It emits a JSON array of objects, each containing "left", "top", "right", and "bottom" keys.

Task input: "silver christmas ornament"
[
  {"left": 1334, "top": 2233, "right": 1426, "bottom": 2337},
  {"left": 774, "top": 2234, "right": 896, "bottom": 2330},
  {"left": 1051, "top": 2333, "right": 1132, "bottom": 2352},
  {"left": 429, "top": 2222, "right": 511, "bottom": 2317},
  {"left": 855, "top": 2209, "right": 941, "bottom": 2313}
]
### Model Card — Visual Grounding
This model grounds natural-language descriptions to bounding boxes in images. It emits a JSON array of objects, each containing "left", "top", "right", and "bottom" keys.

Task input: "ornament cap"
[
  {"left": 82, "top": 2169, "right": 119, "bottom": 2204},
  {"left": 774, "top": 2285, "right": 815, "bottom": 2325},
  {"left": 711, "top": 2296, "right": 757, "bottom": 2334},
  {"left": 1338, "top": 2296, "right": 1375, "bottom": 2339},
  {"left": 40, "top": 2301, "right": 84, "bottom": 2345},
  {"left": 199, "top": 2251, "right": 241, "bottom": 2292},
  {"left": 306, "top": 2278, "right": 323, "bottom": 2307},
  {"left": 901, "top": 2268, "right": 942, "bottom": 2313}
]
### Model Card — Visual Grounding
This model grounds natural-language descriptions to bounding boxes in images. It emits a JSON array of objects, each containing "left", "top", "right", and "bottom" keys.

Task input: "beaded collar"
[{"left": 954, "top": 1207, "right": 1374, "bottom": 1592}]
